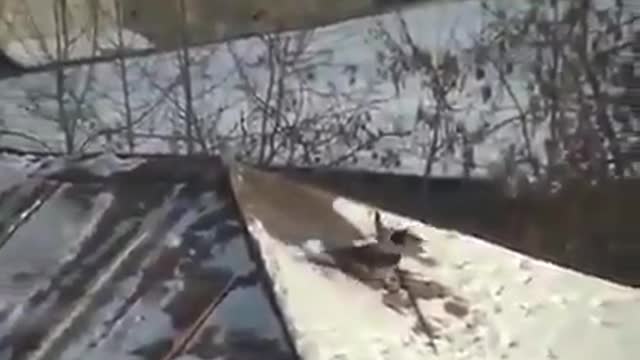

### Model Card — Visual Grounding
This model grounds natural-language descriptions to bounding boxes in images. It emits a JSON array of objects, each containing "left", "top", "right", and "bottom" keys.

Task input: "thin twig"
[
  {"left": 0, "top": 129, "right": 55, "bottom": 151},
  {"left": 396, "top": 269, "right": 438, "bottom": 355}
]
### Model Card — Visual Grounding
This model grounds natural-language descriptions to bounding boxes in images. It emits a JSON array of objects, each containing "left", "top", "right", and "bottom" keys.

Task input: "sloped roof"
[
  {"left": 0, "top": 153, "right": 297, "bottom": 360},
  {"left": 0, "top": 151, "right": 639, "bottom": 360}
]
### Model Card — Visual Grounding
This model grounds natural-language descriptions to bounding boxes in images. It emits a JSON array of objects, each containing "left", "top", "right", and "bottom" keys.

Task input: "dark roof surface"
[{"left": 0, "top": 153, "right": 297, "bottom": 360}]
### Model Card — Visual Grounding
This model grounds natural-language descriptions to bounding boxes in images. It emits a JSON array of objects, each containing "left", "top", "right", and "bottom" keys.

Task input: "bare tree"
[
  {"left": 176, "top": 0, "right": 195, "bottom": 154},
  {"left": 112, "top": 0, "right": 135, "bottom": 152},
  {"left": 227, "top": 30, "right": 404, "bottom": 168},
  {"left": 474, "top": 0, "right": 640, "bottom": 188},
  {"left": 369, "top": 14, "right": 475, "bottom": 177}
]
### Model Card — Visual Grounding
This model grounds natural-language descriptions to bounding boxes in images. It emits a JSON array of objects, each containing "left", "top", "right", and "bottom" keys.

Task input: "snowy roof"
[
  {"left": 0, "top": 152, "right": 296, "bottom": 360},
  {"left": 231, "top": 165, "right": 640, "bottom": 360},
  {"left": 1, "top": 151, "right": 639, "bottom": 360}
]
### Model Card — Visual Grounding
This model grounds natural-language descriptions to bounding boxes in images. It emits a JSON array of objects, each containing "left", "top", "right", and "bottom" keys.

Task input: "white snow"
[
  {"left": 246, "top": 219, "right": 436, "bottom": 360},
  {"left": 242, "top": 194, "right": 640, "bottom": 360},
  {"left": 335, "top": 197, "right": 640, "bottom": 359},
  {"left": 0, "top": 153, "right": 41, "bottom": 192},
  {"left": 34, "top": 152, "right": 145, "bottom": 177}
]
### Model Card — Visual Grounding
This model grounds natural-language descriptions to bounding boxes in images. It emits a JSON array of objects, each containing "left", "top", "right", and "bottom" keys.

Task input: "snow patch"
[
  {"left": 246, "top": 218, "right": 436, "bottom": 360},
  {"left": 0, "top": 153, "right": 41, "bottom": 192},
  {"left": 34, "top": 152, "right": 145, "bottom": 178},
  {"left": 239, "top": 190, "right": 640, "bottom": 360},
  {"left": 329, "top": 196, "right": 640, "bottom": 360}
]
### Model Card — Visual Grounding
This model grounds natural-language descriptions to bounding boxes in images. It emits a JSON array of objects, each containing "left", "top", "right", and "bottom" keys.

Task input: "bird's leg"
[
  {"left": 374, "top": 210, "right": 384, "bottom": 236},
  {"left": 382, "top": 267, "right": 402, "bottom": 292},
  {"left": 382, "top": 266, "right": 412, "bottom": 312}
]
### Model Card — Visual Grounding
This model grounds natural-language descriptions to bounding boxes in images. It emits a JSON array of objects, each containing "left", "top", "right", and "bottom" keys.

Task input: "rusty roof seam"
[{"left": 161, "top": 271, "right": 257, "bottom": 360}]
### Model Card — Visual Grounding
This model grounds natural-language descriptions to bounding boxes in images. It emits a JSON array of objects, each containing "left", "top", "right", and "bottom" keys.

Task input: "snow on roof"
[
  {"left": 0, "top": 152, "right": 297, "bottom": 360},
  {"left": 231, "top": 164, "right": 640, "bottom": 360},
  {"left": 1, "top": 151, "right": 639, "bottom": 359}
]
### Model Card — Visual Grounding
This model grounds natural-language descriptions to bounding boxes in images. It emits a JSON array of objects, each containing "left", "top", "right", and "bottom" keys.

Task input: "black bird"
[{"left": 300, "top": 211, "right": 425, "bottom": 289}]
